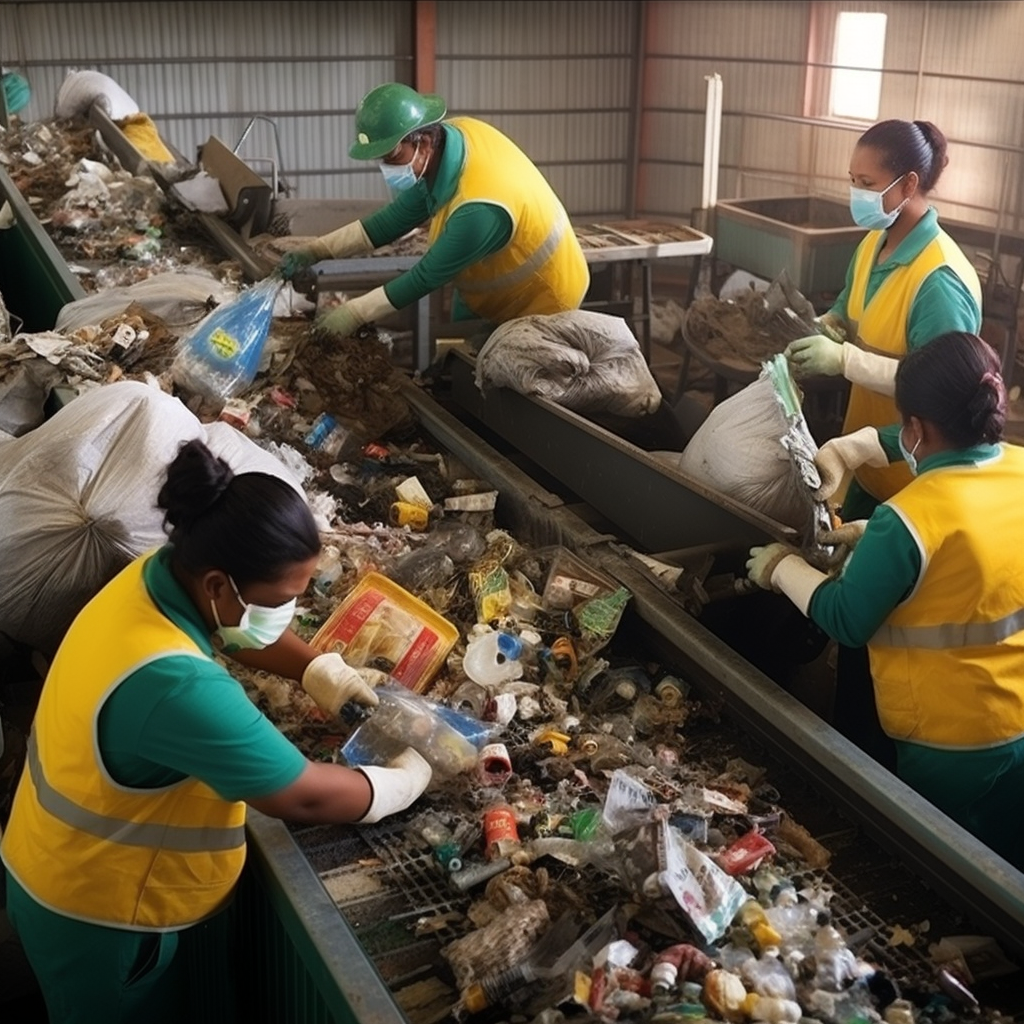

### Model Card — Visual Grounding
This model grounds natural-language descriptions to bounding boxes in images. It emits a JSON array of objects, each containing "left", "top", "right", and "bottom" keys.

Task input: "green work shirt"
[
  {"left": 98, "top": 546, "right": 306, "bottom": 801},
  {"left": 361, "top": 123, "right": 513, "bottom": 316},
  {"left": 808, "top": 444, "right": 999, "bottom": 648}
]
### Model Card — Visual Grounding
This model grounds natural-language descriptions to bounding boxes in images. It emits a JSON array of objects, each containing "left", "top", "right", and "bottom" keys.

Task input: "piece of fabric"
[
  {"left": 1, "top": 553, "right": 247, "bottom": 931},
  {"left": 869, "top": 444, "right": 1024, "bottom": 747},
  {"left": 834, "top": 208, "right": 981, "bottom": 503}
]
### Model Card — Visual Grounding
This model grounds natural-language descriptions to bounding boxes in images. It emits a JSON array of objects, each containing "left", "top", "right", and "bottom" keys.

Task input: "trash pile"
[{"left": 2, "top": 113, "right": 1019, "bottom": 1024}]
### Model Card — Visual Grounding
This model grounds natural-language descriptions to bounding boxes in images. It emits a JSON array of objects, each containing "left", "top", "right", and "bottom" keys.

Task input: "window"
[{"left": 829, "top": 11, "right": 887, "bottom": 121}]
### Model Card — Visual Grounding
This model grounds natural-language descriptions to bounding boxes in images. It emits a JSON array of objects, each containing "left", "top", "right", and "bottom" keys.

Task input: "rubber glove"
[
  {"left": 302, "top": 652, "right": 380, "bottom": 714},
  {"left": 356, "top": 748, "right": 433, "bottom": 823},
  {"left": 746, "top": 543, "right": 801, "bottom": 591},
  {"left": 784, "top": 334, "right": 845, "bottom": 377},
  {"left": 747, "top": 544, "right": 828, "bottom": 615},
  {"left": 813, "top": 427, "right": 888, "bottom": 500},
  {"left": 315, "top": 286, "right": 397, "bottom": 341},
  {"left": 277, "top": 222, "right": 374, "bottom": 281}
]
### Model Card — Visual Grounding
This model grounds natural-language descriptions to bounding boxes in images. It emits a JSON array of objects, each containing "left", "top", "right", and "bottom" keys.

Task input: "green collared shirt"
[
  {"left": 361, "top": 122, "right": 513, "bottom": 315},
  {"left": 809, "top": 444, "right": 1000, "bottom": 648},
  {"left": 97, "top": 546, "right": 306, "bottom": 800}
]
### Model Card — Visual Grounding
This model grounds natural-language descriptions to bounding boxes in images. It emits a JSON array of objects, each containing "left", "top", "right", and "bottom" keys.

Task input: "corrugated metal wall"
[
  {"left": 435, "top": 0, "right": 639, "bottom": 218},
  {"left": 3, "top": 1, "right": 1024, "bottom": 229},
  {"left": 640, "top": 0, "right": 1024, "bottom": 234},
  {"left": 0, "top": 0, "right": 412, "bottom": 201}
]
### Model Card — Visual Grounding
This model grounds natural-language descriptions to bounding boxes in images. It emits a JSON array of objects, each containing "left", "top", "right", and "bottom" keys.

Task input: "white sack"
[
  {"left": 56, "top": 272, "right": 238, "bottom": 332},
  {"left": 0, "top": 381, "right": 304, "bottom": 655},
  {"left": 55, "top": 70, "right": 140, "bottom": 121},
  {"left": 660, "top": 375, "right": 808, "bottom": 529},
  {"left": 474, "top": 310, "right": 662, "bottom": 418}
]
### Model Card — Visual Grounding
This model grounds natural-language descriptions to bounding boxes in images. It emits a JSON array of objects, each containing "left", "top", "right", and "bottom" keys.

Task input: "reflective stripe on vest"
[
  {"left": 457, "top": 211, "right": 568, "bottom": 295},
  {"left": 26, "top": 730, "right": 245, "bottom": 853},
  {"left": 873, "top": 605, "right": 1024, "bottom": 650}
]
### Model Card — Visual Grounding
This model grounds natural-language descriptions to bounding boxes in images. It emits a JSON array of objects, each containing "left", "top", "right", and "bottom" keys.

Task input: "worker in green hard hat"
[{"left": 278, "top": 82, "right": 590, "bottom": 340}]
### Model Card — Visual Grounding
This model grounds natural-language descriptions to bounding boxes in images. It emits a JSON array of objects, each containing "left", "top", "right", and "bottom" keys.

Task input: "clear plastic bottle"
[
  {"left": 463, "top": 631, "right": 524, "bottom": 686},
  {"left": 304, "top": 412, "right": 360, "bottom": 459}
]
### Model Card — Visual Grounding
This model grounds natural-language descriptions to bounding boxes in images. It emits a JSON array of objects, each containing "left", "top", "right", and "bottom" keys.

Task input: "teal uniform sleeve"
[
  {"left": 98, "top": 656, "right": 307, "bottom": 802},
  {"left": 808, "top": 504, "right": 921, "bottom": 648},
  {"left": 383, "top": 202, "right": 513, "bottom": 310},
  {"left": 906, "top": 266, "right": 982, "bottom": 350},
  {"left": 362, "top": 189, "right": 432, "bottom": 248}
]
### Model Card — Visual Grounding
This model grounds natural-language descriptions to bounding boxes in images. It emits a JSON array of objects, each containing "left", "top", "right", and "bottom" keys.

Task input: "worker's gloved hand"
[
  {"left": 278, "top": 248, "right": 320, "bottom": 282},
  {"left": 745, "top": 543, "right": 800, "bottom": 592},
  {"left": 819, "top": 519, "right": 869, "bottom": 551},
  {"left": 813, "top": 426, "right": 888, "bottom": 500},
  {"left": 784, "top": 334, "right": 845, "bottom": 377},
  {"left": 302, "top": 652, "right": 380, "bottom": 715},
  {"left": 315, "top": 286, "right": 397, "bottom": 341},
  {"left": 356, "top": 748, "right": 433, "bottom": 824}
]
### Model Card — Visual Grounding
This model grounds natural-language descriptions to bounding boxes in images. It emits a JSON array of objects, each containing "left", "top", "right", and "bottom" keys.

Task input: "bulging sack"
[
  {"left": 0, "top": 381, "right": 303, "bottom": 655},
  {"left": 475, "top": 310, "right": 662, "bottom": 418}
]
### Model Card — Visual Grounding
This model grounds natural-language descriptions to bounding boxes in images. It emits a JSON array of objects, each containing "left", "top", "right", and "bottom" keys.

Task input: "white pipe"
[{"left": 702, "top": 73, "right": 723, "bottom": 210}]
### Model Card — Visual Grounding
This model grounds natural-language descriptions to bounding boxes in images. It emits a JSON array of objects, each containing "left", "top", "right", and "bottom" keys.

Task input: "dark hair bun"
[
  {"left": 157, "top": 439, "right": 234, "bottom": 534},
  {"left": 967, "top": 370, "right": 1007, "bottom": 445}
]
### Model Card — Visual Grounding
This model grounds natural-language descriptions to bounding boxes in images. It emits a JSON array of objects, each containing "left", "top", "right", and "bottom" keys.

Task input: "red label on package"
[
  {"left": 328, "top": 590, "right": 385, "bottom": 645},
  {"left": 716, "top": 831, "right": 776, "bottom": 876},
  {"left": 391, "top": 627, "right": 440, "bottom": 689}
]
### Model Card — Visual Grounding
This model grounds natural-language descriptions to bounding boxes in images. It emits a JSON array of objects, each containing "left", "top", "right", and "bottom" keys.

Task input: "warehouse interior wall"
[{"left": 1, "top": 0, "right": 1023, "bottom": 231}]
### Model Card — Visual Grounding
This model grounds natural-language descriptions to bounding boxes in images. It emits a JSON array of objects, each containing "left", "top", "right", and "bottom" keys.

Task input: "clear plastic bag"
[{"left": 171, "top": 276, "right": 282, "bottom": 400}]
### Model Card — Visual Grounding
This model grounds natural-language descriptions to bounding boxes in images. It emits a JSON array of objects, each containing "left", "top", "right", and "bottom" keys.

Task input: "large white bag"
[
  {"left": 0, "top": 381, "right": 303, "bottom": 655},
  {"left": 54, "top": 69, "right": 139, "bottom": 121},
  {"left": 657, "top": 375, "right": 809, "bottom": 529},
  {"left": 474, "top": 310, "right": 662, "bottom": 418}
]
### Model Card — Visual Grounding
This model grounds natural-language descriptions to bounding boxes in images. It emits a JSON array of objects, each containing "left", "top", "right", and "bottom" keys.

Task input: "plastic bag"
[{"left": 171, "top": 277, "right": 282, "bottom": 400}]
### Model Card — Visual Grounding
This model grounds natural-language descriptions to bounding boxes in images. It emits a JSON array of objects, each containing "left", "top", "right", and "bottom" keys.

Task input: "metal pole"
[
  {"left": 625, "top": 0, "right": 647, "bottom": 219},
  {"left": 701, "top": 73, "right": 723, "bottom": 214}
]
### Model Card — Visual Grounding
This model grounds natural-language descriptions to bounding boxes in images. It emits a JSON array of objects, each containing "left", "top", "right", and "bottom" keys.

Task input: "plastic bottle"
[
  {"left": 417, "top": 812, "right": 464, "bottom": 872},
  {"left": 391, "top": 548, "right": 455, "bottom": 592},
  {"left": 304, "top": 412, "right": 360, "bottom": 460},
  {"left": 739, "top": 953, "right": 797, "bottom": 1001},
  {"left": 742, "top": 993, "right": 803, "bottom": 1024},
  {"left": 738, "top": 899, "right": 783, "bottom": 952},
  {"left": 463, "top": 631, "right": 524, "bottom": 686}
]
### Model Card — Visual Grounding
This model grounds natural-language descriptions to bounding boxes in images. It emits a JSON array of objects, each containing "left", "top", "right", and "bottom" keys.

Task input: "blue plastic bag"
[{"left": 171, "top": 276, "right": 281, "bottom": 400}]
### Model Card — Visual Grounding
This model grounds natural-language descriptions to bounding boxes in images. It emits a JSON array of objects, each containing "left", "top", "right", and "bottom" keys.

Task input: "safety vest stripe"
[
  {"left": 873, "top": 606, "right": 1024, "bottom": 649},
  {"left": 458, "top": 212, "right": 568, "bottom": 294},
  {"left": 27, "top": 732, "right": 245, "bottom": 853}
]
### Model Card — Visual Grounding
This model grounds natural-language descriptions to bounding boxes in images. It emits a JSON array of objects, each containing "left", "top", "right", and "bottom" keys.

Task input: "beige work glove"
[
  {"left": 315, "top": 286, "right": 398, "bottom": 341},
  {"left": 819, "top": 520, "right": 869, "bottom": 551},
  {"left": 746, "top": 543, "right": 800, "bottom": 591},
  {"left": 840, "top": 343, "right": 898, "bottom": 396},
  {"left": 747, "top": 544, "right": 828, "bottom": 615},
  {"left": 356, "top": 748, "right": 433, "bottom": 824},
  {"left": 310, "top": 220, "right": 374, "bottom": 260},
  {"left": 813, "top": 427, "right": 888, "bottom": 500},
  {"left": 302, "top": 652, "right": 380, "bottom": 714}
]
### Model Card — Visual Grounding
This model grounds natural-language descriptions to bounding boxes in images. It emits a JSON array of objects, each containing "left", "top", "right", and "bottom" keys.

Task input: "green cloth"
[
  {"left": 99, "top": 547, "right": 306, "bottom": 801},
  {"left": 827, "top": 207, "right": 982, "bottom": 520},
  {"left": 895, "top": 736, "right": 1024, "bottom": 870},
  {"left": 361, "top": 123, "right": 513, "bottom": 313},
  {"left": 808, "top": 444, "right": 999, "bottom": 648}
]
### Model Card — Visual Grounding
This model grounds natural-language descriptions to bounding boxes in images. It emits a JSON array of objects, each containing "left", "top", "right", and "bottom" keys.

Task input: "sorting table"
[{"left": 310, "top": 220, "right": 713, "bottom": 371}]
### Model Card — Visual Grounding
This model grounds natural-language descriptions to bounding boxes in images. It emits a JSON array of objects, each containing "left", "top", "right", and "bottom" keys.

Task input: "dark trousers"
[{"left": 834, "top": 643, "right": 897, "bottom": 773}]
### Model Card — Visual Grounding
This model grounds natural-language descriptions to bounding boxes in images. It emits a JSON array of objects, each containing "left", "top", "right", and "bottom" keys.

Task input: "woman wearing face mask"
[
  {"left": 747, "top": 333, "right": 1024, "bottom": 870},
  {"left": 1, "top": 439, "right": 432, "bottom": 1023},
  {"left": 785, "top": 119, "right": 982, "bottom": 520},
  {"left": 277, "top": 82, "right": 590, "bottom": 341}
]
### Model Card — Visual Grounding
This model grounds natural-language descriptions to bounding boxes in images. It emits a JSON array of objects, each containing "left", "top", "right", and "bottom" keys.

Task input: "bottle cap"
[{"left": 496, "top": 632, "right": 523, "bottom": 660}]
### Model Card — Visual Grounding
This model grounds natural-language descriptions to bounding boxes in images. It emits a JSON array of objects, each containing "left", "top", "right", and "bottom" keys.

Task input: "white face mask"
[
  {"left": 211, "top": 575, "right": 296, "bottom": 653},
  {"left": 898, "top": 426, "right": 922, "bottom": 476},
  {"left": 379, "top": 143, "right": 421, "bottom": 193}
]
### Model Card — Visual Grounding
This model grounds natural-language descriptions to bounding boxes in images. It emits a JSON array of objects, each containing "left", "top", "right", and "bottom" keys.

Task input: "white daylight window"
[{"left": 829, "top": 11, "right": 887, "bottom": 121}]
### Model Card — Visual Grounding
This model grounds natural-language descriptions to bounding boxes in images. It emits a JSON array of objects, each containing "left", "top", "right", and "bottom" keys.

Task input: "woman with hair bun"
[
  {"left": 1, "top": 439, "right": 432, "bottom": 1023},
  {"left": 748, "top": 334, "right": 1024, "bottom": 869}
]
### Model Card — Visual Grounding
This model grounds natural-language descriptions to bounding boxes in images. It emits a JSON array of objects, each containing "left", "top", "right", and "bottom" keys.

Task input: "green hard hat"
[
  {"left": 1, "top": 72, "right": 30, "bottom": 115},
  {"left": 349, "top": 82, "right": 446, "bottom": 161}
]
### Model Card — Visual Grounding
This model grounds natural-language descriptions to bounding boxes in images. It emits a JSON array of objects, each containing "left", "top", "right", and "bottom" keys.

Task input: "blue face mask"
[
  {"left": 849, "top": 174, "right": 908, "bottom": 230},
  {"left": 898, "top": 426, "right": 921, "bottom": 476},
  {"left": 379, "top": 143, "right": 421, "bottom": 193}
]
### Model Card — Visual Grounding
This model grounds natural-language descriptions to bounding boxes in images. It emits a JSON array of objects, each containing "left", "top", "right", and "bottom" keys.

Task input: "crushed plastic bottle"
[{"left": 463, "top": 631, "right": 524, "bottom": 687}]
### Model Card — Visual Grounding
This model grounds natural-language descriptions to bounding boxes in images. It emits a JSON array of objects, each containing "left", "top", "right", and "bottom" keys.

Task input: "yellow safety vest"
[
  {"left": 428, "top": 117, "right": 590, "bottom": 321},
  {"left": 868, "top": 446, "right": 1024, "bottom": 747},
  {"left": 843, "top": 228, "right": 981, "bottom": 501},
  {"left": 1, "top": 554, "right": 246, "bottom": 931}
]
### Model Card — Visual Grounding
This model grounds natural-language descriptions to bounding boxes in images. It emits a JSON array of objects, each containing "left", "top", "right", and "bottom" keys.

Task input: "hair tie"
[{"left": 980, "top": 370, "right": 1001, "bottom": 389}]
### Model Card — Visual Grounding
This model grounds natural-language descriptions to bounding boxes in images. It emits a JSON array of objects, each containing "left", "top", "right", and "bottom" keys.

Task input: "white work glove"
[
  {"left": 356, "top": 748, "right": 433, "bottom": 824},
  {"left": 747, "top": 544, "right": 828, "bottom": 616},
  {"left": 302, "top": 652, "right": 380, "bottom": 715},
  {"left": 841, "top": 344, "right": 898, "bottom": 396},
  {"left": 315, "top": 286, "right": 397, "bottom": 341},
  {"left": 785, "top": 334, "right": 845, "bottom": 377},
  {"left": 818, "top": 519, "right": 869, "bottom": 551},
  {"left": 311, "top": 220, "right": 374, "bottom": 260},
  {"left": 813, "top": 426, "right": 888, "bottom": 500}
]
